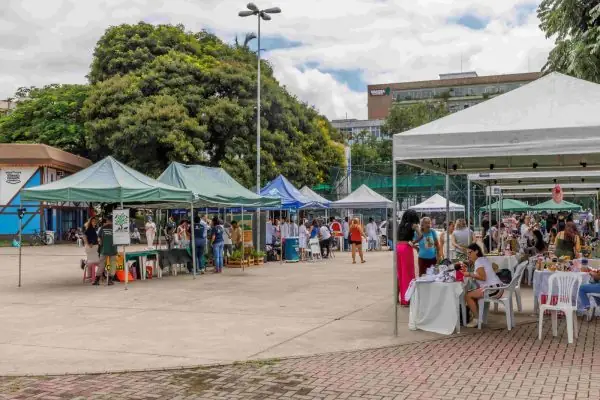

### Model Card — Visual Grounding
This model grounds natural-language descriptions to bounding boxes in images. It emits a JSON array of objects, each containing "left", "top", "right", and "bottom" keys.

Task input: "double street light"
[{"left": 239, "top": 2, "right": 281, "bottom": 250}]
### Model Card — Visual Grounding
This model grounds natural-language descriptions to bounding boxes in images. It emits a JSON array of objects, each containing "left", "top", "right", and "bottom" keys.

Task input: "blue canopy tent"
[{"left": 260, "top": 175, "right": 327, "bottom": 210}]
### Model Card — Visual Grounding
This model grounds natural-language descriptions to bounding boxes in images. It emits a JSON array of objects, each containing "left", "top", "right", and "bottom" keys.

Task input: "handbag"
[{"left": 85, "top": 245, "right": 100, "bottom": 264}]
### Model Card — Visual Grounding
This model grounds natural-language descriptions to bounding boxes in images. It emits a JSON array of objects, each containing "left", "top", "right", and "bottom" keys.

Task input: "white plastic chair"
[
  {"left": 586, "top": 293, "right": 600, "bottom": 321},
  {"left": 478, "top": 260, "right": 528, "bottom": 331},
  {"left": 538, "top": 272, "right": 583, "bottom": 344}
]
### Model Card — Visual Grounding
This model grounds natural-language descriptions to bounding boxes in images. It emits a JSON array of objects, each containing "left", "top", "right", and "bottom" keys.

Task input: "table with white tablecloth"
[
  {"left": 487, "top": 255, "right": 520, "bottom": 274},
  {"left": 533, "top": 270, "right": 590, "bottom": 313},
  {"left": 408, "top": 281, "right": 464, "bottom": 335}
]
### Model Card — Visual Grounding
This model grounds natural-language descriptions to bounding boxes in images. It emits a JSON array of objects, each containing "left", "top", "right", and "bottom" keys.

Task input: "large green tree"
[
  {"left": 83, "top": 22, "right": 344, "bottom": 186},
  {"left": 0, "top": 84, "right": 90, "bottom": 156},
  {"left": 538, "top": 0, "right": 600, "bottom": 80}
]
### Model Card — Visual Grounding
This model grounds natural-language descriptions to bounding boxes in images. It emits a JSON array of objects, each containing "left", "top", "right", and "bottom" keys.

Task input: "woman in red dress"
[{"left": 397, "top": 210, "right": 420, "bottom": 305}]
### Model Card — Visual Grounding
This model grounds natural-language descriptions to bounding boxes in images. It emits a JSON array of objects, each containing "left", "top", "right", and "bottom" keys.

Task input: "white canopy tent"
[
  {"left": 331, "top": 184, "right": 393, "bottom": 209},
  {"left": 391, "top": 72, "right": 600, "bottom": 335},
  {"left": 468, "top": 171, "right": 600, "bottom": 186},
  {"left": 503, "top": 191, "right": 597, "bottom": 197},
  {"left": 409, "top": 194, "right": 464, "bottom": 213},
  {"left": 299, "top": 186, "right": 331, "bottom": 206}
]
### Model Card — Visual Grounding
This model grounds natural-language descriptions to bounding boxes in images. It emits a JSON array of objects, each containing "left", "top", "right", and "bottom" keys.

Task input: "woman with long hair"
[
  {"left": 349, "top": 218, "right": 367, "bottom": 264},
  {"left": 554, "top": 221, "right": 581, "bottom": 259},
  {"left": 397, "top": 210, "right": 420, "bottom": 305},
  {"left": 83, "top": 216, "right": 101, "bottom": 285}
]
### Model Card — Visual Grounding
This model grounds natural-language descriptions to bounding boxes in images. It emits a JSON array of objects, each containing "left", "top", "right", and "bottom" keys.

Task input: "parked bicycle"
[{"left": 29, "top": 230, "right": 53, "bottom": 246}]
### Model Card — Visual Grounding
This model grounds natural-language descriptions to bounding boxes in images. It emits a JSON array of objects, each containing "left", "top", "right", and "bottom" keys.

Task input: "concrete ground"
[{"left": 0, "top": 245, "right": 536, "bottom": 376}]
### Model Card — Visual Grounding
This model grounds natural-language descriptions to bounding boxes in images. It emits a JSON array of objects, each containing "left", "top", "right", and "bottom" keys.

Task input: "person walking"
[
  {"left": 97, "top": 216, "right": 118, "bottom": 285},
  {"left": 397, "top": 210, "right": 420, "bottom": 305},
  {"left": 231, "top": 220, "right": 243, "bottom": 251},
  {"left": 211, "top": 217, "right": 225, "bottom": 273},
  {"left": 299, "top": 220, "right": 308, "bottom": 260},
  {"left": 193, "top": 216, "right": 208, "bottom": 274},
  {"left": 83, "top": 217, "right": 100, "bottom": 283},
  {"left": 145, "top": 216, "right": 156, "bottom": 249},
  {"left": 349, "top": 218, "right": 366, "bottom": 264},
  {"left": 319, "top": 222, "right": 332, "bottom": 258},
  {"left": 366, "top": 218, "right": 379, "bottom": 251},
  {"left": 342, "top": 217, "right": 350, "bottom": 251}
]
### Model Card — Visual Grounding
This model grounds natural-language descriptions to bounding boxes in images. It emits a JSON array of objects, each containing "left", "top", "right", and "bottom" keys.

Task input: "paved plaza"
[{"left": 2, "top": 245, "right": 595, "bottom": 399}]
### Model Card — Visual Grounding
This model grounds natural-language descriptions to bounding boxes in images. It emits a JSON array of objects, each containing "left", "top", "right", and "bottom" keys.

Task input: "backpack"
[
  {"left": 214, "top": 225, "right": 224, "bottom": 242},
  {"left": 497, "top": 269, "right": 512, "bottom": 285},
  {"left": 195, "top": 222, "right": 206, "bottom": 239}
]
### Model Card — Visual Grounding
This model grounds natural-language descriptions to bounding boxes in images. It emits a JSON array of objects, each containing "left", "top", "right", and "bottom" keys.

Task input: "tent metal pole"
[
  {"left": 18, "top": 196, "right": 22, "bottom": 287},
  {"left": 445, "top": 167, "right": 450, "bottom": 259},
  {"left": 191, "top": 202, "right": 196, "bottom": 279},
  {"left": 500, "top": 192, "right": 504, "bottom": 251},
  {"left": 467, "top": 178, "right": 471, "bottom": 246},
  {"left": 392, "top": 161, "right": 398, "bottom": 336},
  {"left": 487, "top": 187, "right": 492, "bottom": 253},
  {"left": 241, "top": 207, "right": 245, "bottom": 270},
  {"left": 122, "top": 201, "right": 128, "bottom": 290},
  {"left": 157, "top": 209, "right": 161, "bottom": 249}
]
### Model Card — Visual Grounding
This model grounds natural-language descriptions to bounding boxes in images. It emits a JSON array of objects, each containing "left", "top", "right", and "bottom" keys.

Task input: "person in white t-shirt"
[
  {"left": 462, "top": 243, "right": 504, "bottom": 328},
  {"left": 342, "top": 217, "right": 350, "bottom": 251},
  {"left": 366, "top": 218, "right": 379, "bottom": 251},
  {"left": 265, "top": 218, "right": 274, "bottom": 245},
  {"left": 145, "top": 216, "right": 157, "bottom": 249},
  {"left": 319, "top": 223, "right": 332, "bottom": 258}
]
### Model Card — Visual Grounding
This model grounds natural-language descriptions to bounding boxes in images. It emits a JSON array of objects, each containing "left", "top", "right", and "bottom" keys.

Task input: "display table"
[
  {"left": 124, "top": 249, "right": 159, "bottom": 280},
  {"left": 533, "top": 270, "right": 590, "bottom": 313},
  {"left": 487, "top": 255, "right": 520, "bottom": 274},
  {"left": 408, "top": 281, "right": 464, "bottom": 335}
]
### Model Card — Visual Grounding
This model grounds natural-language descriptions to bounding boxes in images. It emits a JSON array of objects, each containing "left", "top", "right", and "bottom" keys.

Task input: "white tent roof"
[
  {"left": 409, "top": 194, "right": 465, "bottom": 213},
  {"left": 468, "top": 171, "right": 600, "bottom": 185},
  {"left": 331, "top": 184, "right": 393, "bottom": 209},
  {"left": 503, "top": 191, "right": 597, "bottom": 197},
  {"left": 299, "top": 186, "right": 331, "bottom": 205},
  {"left": 498, "top": 183, "right": 600, "bottom": 192},
  {"left": 393, "top": 73, "right": 600, "bottom": 174}
]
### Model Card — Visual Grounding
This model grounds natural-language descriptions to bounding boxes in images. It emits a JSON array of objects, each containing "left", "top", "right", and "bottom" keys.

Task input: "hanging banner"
[{"left": 113, "top": 209, "right": 131, "bottom": 245}]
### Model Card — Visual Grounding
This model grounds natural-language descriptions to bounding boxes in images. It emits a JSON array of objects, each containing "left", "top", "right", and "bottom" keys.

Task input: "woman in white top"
[
  {"left": 462, "top": 243, "right": 504, "bottom": 328},
  {"left": 145, "top": 216, "right": 157, "bottom": 249},
  {"left": 298, "top": 220, "right": 308, "bottom": 261}
]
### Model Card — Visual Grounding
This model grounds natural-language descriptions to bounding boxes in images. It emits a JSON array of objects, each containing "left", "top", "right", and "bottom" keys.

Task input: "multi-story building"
[
  {"left": 0, "top": 99, "right": 16, "bottom": 116},
  {"left": 367, "top": 71, "right": 542, "bottom": 119},
  {"left": 331, "top": 118, "right": 385, "bottom": 144}
]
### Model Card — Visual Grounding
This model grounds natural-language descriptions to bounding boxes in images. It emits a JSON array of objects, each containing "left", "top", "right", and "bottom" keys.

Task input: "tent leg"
[
  {"left": 467, "top": 178, "right": 471, "bottom": 246},
  {"left": 487, "top": 187, "right": 491, "bottom": 253},
  {"left": 18, "top": 196, "right": 23, "bottom": 288},
  {"left": 241, "top": 207, "right": 245, "bottom": 271},
  {"left": 445, "top": 168, "right": 450, "bottom": 259},
  {"left": 191, "top": 203, "right": 196, "bottom": 279},
  {"left": 122, "top": 201, "right": 128, "bottom": 291},
  {"left": 392, "top": 161, "right": 398, "bottom": 336}
]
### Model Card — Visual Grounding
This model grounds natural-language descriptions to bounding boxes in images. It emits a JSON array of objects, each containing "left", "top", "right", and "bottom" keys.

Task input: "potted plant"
[
  {"left": 244, "top": 246, "right": 254, "bottom": 266},
  {"left": 252, "top": 250, "right": 265, "bottom": 265},
  {"left": 227, "top": 250, "right": 244, "bottom": 267}
]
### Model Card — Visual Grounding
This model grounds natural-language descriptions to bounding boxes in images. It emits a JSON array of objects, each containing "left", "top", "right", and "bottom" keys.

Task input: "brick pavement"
[{"left": 1, "top": 320, "right": 599, "bottom": 400}]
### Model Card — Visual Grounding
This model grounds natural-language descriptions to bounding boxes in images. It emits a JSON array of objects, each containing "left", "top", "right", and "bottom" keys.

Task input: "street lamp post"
[{"left": 239, "top": 2, "right": 281, "bottom": 251}]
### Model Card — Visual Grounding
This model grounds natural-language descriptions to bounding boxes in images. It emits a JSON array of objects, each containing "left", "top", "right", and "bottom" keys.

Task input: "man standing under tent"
[
  {"left": 265, "top": 217, "right": 274, "bottom": 246},
  {"left": 97, "top": 216, "right": 117, "bottom": 285},
  {"left": 366, "top": 218, "right": 379, "bottom": 251},
  {"left": 289, "top": 217, "right": 299, "bottom": 237},
  {"left": 193, "top": 215, "right": 208, "bottom": 274},
  {"left": 342, "top": 217, "right": 350, "bottom": 251},
  {"left": 231, "top": 221, "right": 243, "bottom": 251},
  {"left": 319, "top": 221, "right": 332, "bottom": 258},
  {"left": 281, "top": 218, "right": 290, "bottom": 240}
]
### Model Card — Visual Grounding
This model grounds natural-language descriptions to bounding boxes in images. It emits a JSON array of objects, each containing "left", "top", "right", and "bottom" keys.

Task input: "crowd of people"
[{"left": 395, "top": 208, "right": 600, "bottom": 327}]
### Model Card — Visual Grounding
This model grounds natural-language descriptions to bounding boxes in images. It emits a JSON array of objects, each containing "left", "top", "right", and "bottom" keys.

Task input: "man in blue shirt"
[{"left": 193, "top": 215, "right": 209, "bottom": 274}]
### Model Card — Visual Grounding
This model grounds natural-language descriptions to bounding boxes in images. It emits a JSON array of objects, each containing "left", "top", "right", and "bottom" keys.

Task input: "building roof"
[
  {"left": 369, "top": 72, "right": 542, "bottom": 91},
  {"left": 0, "top": 144, "right": 91, "bottom": 173}
]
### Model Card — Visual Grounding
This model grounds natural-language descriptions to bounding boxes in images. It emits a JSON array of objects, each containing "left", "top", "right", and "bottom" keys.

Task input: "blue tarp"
[{"left": 260, "top": 175, "right": 328, "bottom": 209}]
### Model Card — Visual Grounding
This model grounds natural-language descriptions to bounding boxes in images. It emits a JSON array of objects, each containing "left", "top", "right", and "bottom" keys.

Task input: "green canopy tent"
[
  {"left": 158, "top": 162, "right": 280, "bottom": 208},
  {"left": 20, "top": 156, "right": 196, "bottom": 287},
  {"left": 479, "top": 199, "right": 532, "bottom": 212},
  {"left": 531, "top": 199, "right": 583, "bottom": 212}
]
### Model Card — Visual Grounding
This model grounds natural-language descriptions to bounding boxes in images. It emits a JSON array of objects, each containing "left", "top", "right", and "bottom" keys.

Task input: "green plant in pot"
[{"left": 229, "top": 250, "right": 243, "bottom": 262}]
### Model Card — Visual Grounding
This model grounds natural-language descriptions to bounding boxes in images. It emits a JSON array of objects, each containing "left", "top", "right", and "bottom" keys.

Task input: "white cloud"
[{"left": 0, "top": 0, "right": 553, "bottom": 119}]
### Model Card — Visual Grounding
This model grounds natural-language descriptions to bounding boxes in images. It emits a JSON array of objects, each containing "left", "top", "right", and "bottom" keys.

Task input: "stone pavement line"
[{"left": 1, "top": 320, "right": 599, "bottom": 400}]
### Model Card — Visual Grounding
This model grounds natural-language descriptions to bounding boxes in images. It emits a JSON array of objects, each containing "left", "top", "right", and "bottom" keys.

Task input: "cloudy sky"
[{"left": 0, "top": 0, "right": 553, "bottom": 120}]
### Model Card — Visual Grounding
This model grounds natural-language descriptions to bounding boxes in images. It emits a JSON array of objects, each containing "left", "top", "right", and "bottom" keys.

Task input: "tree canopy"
[
  {"left": 538, "top": 0, "right": 600, "bottom": 81},
  {"left": 0, "top": 22, "right": 344, "bottom": 188},
  {"left": 0, "top": 84, "right": 90, "bottom": 157}
]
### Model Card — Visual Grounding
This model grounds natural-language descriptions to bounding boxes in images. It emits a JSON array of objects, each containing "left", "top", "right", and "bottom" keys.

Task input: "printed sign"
[
  {"left": 369, "top": 87, "right": 390, "bottom": 96},
  {"left": 112, "top": 209, "right": 131, "bottom": 245},
  {"left": 5, "top": 171, "right": 21, "bottom": 184}
]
